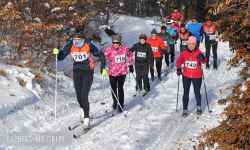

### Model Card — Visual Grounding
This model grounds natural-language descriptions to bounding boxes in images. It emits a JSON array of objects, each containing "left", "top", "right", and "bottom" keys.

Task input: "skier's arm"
[
  {"left": 57, "top": 39, "right": 73, "bottom": 61},
  {"left": 126, "top": 47, "right": 134, "bottom": 66},
  {"left": 90, "top": 41, "right": 106, "bottom": 69},
  {"left": 130, "top": 44, "right": 137, "bottom": 53},
  {"left": 179, "top": 13, "right": 184, "bottom": 22}
]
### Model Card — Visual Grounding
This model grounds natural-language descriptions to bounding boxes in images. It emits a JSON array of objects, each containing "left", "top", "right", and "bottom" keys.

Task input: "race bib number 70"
[
  {"left": 115, "top": 55, "right": 126, "bottom": 63},
  {"left": 72, "top": 52, "right": 89, "bottom": 62},
  {"left": 185, "top": 61, "right": 197, "bottom": 69}
]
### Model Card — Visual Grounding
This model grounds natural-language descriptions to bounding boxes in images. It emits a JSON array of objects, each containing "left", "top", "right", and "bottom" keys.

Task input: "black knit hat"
[
  {"left": 161, "top": 26, "right": 166, "bottom": 30},
  {"left": 174, "top": 7, "right": 178, "bottom": 10},
  {"left": 74, "top": 33, "right": 84, "bottom": 38},
  {"left": 139, "top": 34, "right": 147, "bottom": 40},
  {"left": 180, "top": 24, "right": 185, "bottom": 28}
]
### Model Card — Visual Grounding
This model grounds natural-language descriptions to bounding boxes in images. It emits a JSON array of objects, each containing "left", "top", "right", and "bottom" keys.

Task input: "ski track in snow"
[{"left": 0, "top": 15, "right": 245, "bottom": 150}]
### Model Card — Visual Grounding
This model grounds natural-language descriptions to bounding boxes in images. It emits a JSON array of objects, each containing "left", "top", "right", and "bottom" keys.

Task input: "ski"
[
  {"left": 73, "top": 128, "right": 91, "bottom": 139},
  {"left": 142, "top": 92, "right": 148, "bottom": 97},
  {"left": 68, "top": 121, "right": 83, "bottom": 131}
]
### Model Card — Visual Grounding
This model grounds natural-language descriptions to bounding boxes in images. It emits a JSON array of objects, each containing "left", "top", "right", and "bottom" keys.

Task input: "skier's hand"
[
  {"left": 197, "top": 54, "right": 205, "bottom": 61},
  {"left": 53, "top": 48, "right": 59, "bottom": 55},
  {"left": 160, "top": 49, "right": 165, "bottom": 55},
  {"left": 176, "top": 69, "right": 182, "bottom": 76},
  {"left": 101, "top": 68, "right": 107, "bottom": 77},
  {"left": 128, "top": 65, "right": 134, "bottom": 73}
]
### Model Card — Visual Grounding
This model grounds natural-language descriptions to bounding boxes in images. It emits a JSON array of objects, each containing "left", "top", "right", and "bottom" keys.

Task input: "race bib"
[
  {"left": 185, "top": 61, "right": 197, "bottom": 69},
  {"left": 209, "top": 35, "right": 216, "bottom": 40},
  {"left": 182, "top": 40, "right": 187, "bottom": 45},
  {"left": 164, "top": 41, "right": 167, "bottom": 45},
  {"left": 115, "top": 55, "right": 126, "bottom": 63},
  {"left": 72, "top": 52, "right": 89, "bottom": 62},
  {"left": 137, "top": 52, "right": 146, "bottom": 58},
  {"left": 152, "top": 47, "right": 158, "bottom": 52}
]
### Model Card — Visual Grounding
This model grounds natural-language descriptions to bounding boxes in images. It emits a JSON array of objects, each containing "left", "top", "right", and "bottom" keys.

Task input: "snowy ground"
[{"left": 0, "top": 15, "right": 245, "bottom": 150}]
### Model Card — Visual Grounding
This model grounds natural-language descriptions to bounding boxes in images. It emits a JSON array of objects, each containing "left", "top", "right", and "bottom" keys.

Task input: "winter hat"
[
  {"left": 112, "top": 34, "right": 122, "bottom": 42},
  {"left": 180, "top": 24, "right": 185, "bottom": 28},
  {"left": 139, "top": 34, "right": 147, "bottom": 40},
  {"left": 192, "top": 16, "right": 198, "bottom": 21},
  {"left": 161, "top": 26, "right": 166, "bottom": 30},
  {"left": 174, "top": 7, "right": 178, "bottom": 10},
  {"left": 187, "top": 36, "right": 196, "bottom": 44},
  {"left": 74, "top": 33, "right": 84, "bottom": 38},
  {"left": 151, "top": 29, "right": 157, "bottom": 35}
]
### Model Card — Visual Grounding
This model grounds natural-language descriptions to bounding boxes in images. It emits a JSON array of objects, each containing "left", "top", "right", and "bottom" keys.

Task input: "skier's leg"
[
  {"left": 205, "top": 44, "right": 211, "bottom": 68},
  {"left": 109, "top": 75, "right": 118, "bottom": 109},
  {"left": 212, "top": 43, "right": 218, "bottom": 69},
  {"left": 143, "top": 64, "right": 150, "bottom": 91},
  {"left": 192, "top": 78, "right": 202, "bottom": 107},
  {"left": 182, "top": 76, "right": 191, "bottom": 110},
  {"left": 135, "top": 63, "right": 142, "bottom": 90},
  {"left": 117, "top": 75, "right": 126, "bottom": 111}
]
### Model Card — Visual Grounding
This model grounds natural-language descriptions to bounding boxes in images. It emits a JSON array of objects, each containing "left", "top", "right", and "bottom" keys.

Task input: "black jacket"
[{"left": 130, "top": 43, "right": 154, "bottom": 64}]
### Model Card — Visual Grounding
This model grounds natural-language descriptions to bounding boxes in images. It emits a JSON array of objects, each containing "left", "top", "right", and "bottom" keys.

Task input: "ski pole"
[
  {"left": 109, "top": 85, "right": 127, "bottom": 117},
  {"left": 131, "top": 73, "right": 145, "bottom": 101},
  {"left": 150, "top": 64, "right": 164, "bottom": 89},
  {"left": 176, "top": 75, "right": 180, "bottom": 112},
  {"left": 200, "top": 61, "right": 212, "bottom": 113},
  {"left": 55, "top": 54, "right": 57, "bottom": 122}
]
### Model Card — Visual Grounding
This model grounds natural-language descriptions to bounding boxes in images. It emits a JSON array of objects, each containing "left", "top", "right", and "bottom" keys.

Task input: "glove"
[
  {"left": 176, "top": 69, "right": 182, "bottom": 76},
  {"left": 53, "top": 48, "right": 59, "bottom": 55},
  {"left": 100, "top": 68, "right": 107, "bottom": 77},
  {"left": 174, "top": 41, "right": 177, "bottom": 44},
  {"left": 160, "top": 49, "right": 165, "bottom": 54},
  {"left": 129, "top": 65, "right": 134, "bottom": 73},
  {"left": 200, "top": 37, "right": 203, "bottom": 43},
  {"left": 197, "top": 54, "right": 205, "bottom": 61}
]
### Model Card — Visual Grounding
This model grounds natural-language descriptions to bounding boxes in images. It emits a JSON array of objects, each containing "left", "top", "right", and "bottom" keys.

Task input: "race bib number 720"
[
  {"left": 115, "top": 55, "right": 126, "bottom": 63},
  {"left": 72, "top": 52, "right": 89, "bottom": 62},
  {"left": 185, "top": 61, "right": 197, "bottom": 69}
]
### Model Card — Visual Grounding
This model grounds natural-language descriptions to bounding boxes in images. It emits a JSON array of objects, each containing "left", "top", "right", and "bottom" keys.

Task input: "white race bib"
[
  {"left": 152, "top": 47, "right": 158, "bottom": 52},
  {"left": 185, "top": 61, "right": 197, "bottom": 69},
  {"left": 115, "top": 55, "right": 126, "bottom": 63},
  {"left": 209, "top": 35, "right": 216, "bottom": 40},
  {"left": 182, "top": 40, "right": 187, "bottom": 45},
  {"left": 164, "top": 41, "right": 167, "bottom": 45},
  {"left": 72, "top": 52, "right": 89, "bottom": 62},
  {"left": 137, "top": 52, "right": 146, "bottom": 58}
]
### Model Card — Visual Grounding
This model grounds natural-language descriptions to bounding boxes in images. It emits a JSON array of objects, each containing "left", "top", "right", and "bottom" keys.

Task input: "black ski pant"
[
  {"left": 135, "top": 62, "right": 150, "bottom": 91},
  {"left": 73, "top": 70, "right": 93, "bottom": 118},
  {"left": 165, "top": 44, "right": 175, "bottom": 66},
  {"left": 109, "top": 75, "right": 126, "bottom": 107},
  {"left": 205, "top": 42, "right": 218, "bottom": 68},
  {"left": 182, "top": 76, "right": 202, "bottom": 110},
  {"left": 150, "top": 57, "right": 162, "bottom": 78}
]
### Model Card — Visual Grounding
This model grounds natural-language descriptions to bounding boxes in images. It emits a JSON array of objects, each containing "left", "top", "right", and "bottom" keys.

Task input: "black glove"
[
  {"left": 160, "top": 49, "right": 165, "bottom": 54},
  {"left": 129, "top": 65, "right": 134, "bottom": 73},
  {"left": 176, "top": 69, "right": 182, "bottom": 76},
  {"left": 197, "top": 53, "right": 205, "bottom": 61},
  {"left": 100, "top": 68, "right": 104, "bottom": 74}
]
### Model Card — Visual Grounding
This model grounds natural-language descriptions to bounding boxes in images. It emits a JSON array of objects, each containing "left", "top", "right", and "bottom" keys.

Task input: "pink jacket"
[{"left": 104, "top": 45, "right": 134, "bottom": 77}]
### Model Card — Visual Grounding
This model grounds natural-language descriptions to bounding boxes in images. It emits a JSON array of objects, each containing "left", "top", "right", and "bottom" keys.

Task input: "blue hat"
[
  {"left": 151, "top": 29, "right": 157, "bottom": 35},
  {"left": 193, "top": 16, "right": 198, "bottom": 21}
]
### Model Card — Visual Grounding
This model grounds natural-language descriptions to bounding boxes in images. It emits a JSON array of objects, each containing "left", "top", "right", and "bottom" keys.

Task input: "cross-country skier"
[
  {"left": 200, "top": 18, "right": 219, "bottom": 70},
  {"left": 130, "top": 34, "right": 154, "bottom": 94},
  {"left": 187, "top": 17, "right": 203, "bottom": 48},
  {"left": 166, "top": 21, "right": 177, "bottom": 68},
  {"left": 53, "top": 26, "right": 107, "bottom": 130},
  {"left": 104, "top": 34, "right": 134, "bottom": 113},
  {"left": 176, "top": 24, "right": 193, "bottom": 52},
  {"left": 176, "top": 36, "right": 207, "bottom": 117},
  {"left": 146, "top": 29, "right": 166, "bottom": 81},
  {"left": 166, "top": 7, "right": 184, "bottom": 26},
  {"left": 157, "top": 26, "right": 174, "bottom": 73}
]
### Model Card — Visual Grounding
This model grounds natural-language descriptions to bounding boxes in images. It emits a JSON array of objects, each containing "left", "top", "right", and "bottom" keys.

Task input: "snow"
[{"left": 0, "top": 15, "right": 245, "bottom": 149}]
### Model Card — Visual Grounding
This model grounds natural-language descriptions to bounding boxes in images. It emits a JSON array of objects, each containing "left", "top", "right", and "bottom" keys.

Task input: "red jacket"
[
  {"left": 146, "top": 36, "right": 166, "bottom": 58},
  {"left": 166, "top": 12, "right": 184, "bottom": 22},
  {"left": 176, "top": 48, "right": 207, "bottom": 78}
]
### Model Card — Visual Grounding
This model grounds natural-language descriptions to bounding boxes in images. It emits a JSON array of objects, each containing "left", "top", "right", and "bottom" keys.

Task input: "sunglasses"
[{"left": 112, "top": 42, "right": 120, "bottom": 44}]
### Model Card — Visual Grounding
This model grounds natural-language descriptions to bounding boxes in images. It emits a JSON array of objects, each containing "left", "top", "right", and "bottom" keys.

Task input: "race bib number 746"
[
  {"left": 185, "top": 61, "right": 197, "bottom": 69},
  {"left": 115, "top": 55, "right": 126, "bottom": 63}
]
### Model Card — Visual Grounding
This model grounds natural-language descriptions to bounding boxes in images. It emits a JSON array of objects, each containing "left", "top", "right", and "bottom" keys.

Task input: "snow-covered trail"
[{"left": 0, "top": 15, "right": 244, "bottom": 150}]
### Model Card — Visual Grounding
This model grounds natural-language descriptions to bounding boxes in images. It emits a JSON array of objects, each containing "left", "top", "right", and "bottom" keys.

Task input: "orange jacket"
[{"left": 146, "top": 36, "right": 166, "bottom": 58}]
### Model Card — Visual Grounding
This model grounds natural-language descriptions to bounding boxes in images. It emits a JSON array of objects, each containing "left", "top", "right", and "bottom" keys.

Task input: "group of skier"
[{"left": 52, "top": 7, "right": 219, "bottom": 131}]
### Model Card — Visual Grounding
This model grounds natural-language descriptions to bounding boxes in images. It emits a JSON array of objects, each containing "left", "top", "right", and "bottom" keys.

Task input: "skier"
[
  {"left": 176, "top": 24, "right": 193, "bottom": 52},
  {"left": 166, "top": 21, "right": 177, "bottom": 68},
  {"left": 146, "top": 29, "right": 166, "bottom": 81},
  {"left": 176, "top": 36, "right": 207, "bottom": 117},
  {"left": 104, "top": 34, "right": 134, "bottom": 113},
  {"left": 166, "top": 7, "right": 184, "bottom": 26},
  {"left": 53, "top": 27, "right": 107, "bottom": 130},
  {"left": 130, "top": 34, "right": 154, "bottom": 93},
  {"left": 187, "top": 17, "right": 203, "bottom": 48},
  {"left": 157, "top": 25, "right": 174, "bottom": 73},
  {"left": 200, "top": 18, "right": 219, "bottom": 70}
]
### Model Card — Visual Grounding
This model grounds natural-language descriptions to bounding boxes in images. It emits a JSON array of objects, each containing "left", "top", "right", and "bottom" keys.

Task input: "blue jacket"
[
  {"left": 187, "top": 22, "right": 202, "bottom": 41},
  {"left": 166, "top": 28, "right": 176, "bottom": 45},
  {"left": 58, "top": 38, "right": 106, "bottom": 71}
]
